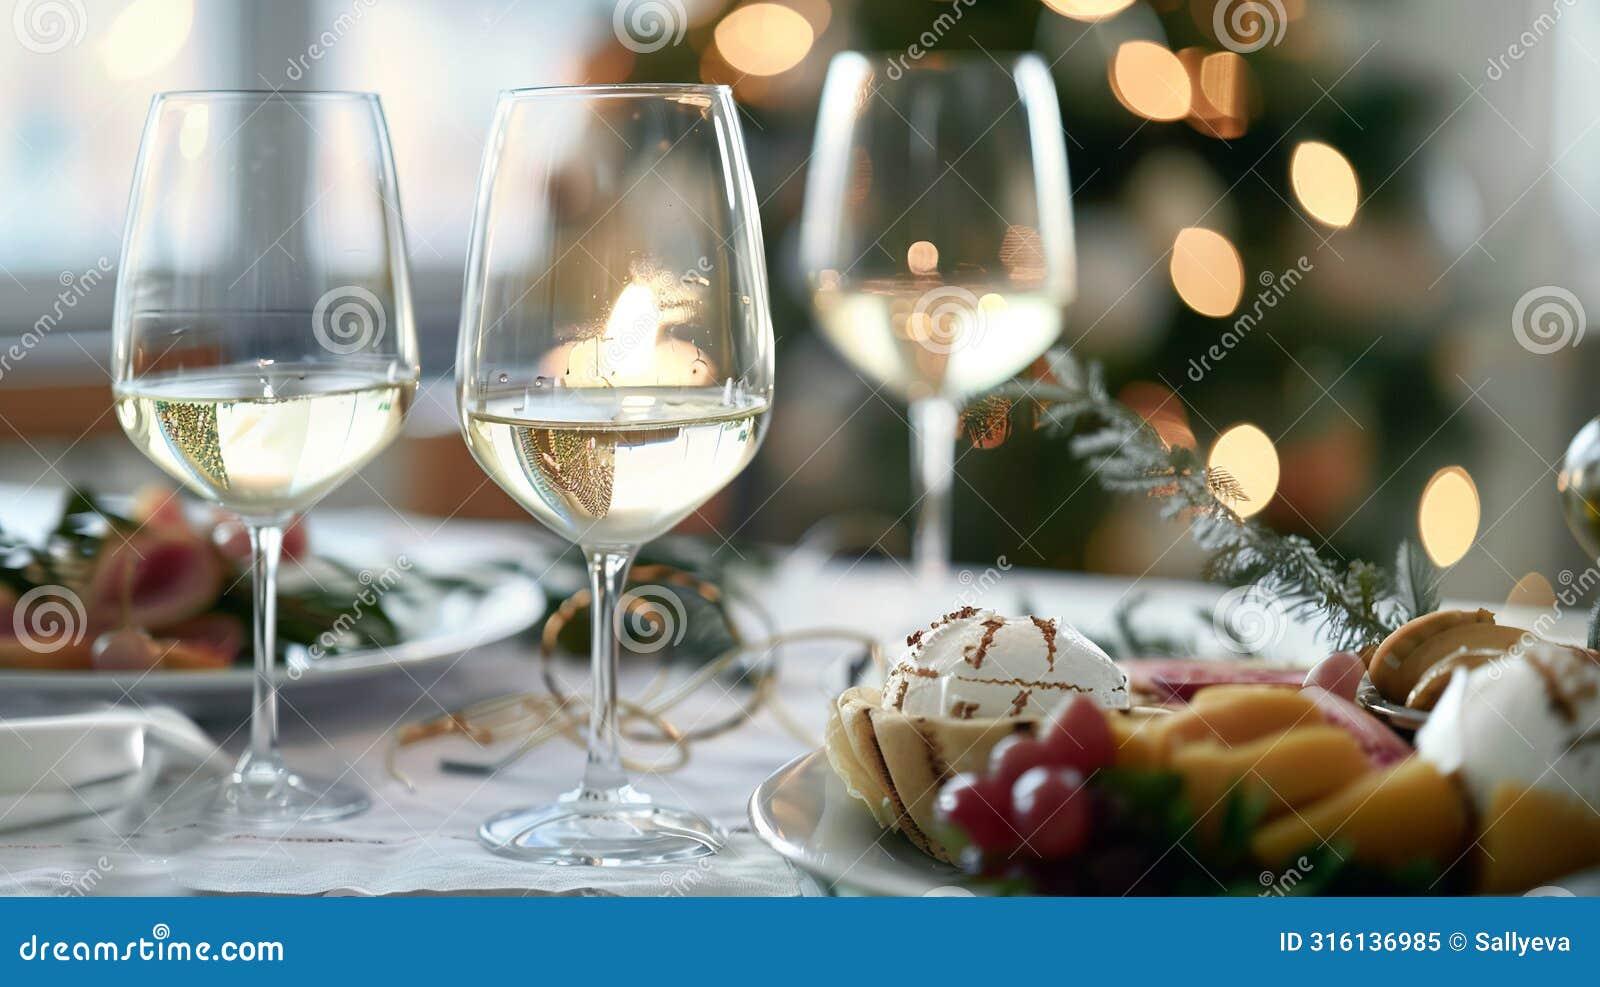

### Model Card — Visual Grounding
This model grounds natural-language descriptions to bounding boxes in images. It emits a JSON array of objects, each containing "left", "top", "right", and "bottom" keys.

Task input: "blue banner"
[{"left": 1, "top": 896, "right": 1593, "bottom": 983}]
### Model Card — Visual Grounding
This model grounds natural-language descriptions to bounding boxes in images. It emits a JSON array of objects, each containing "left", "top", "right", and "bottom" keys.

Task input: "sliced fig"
[
  {"left": 213, "top": 515, "right": 308, "bottom": 562},
  {"left": 1301, "top": 684, "right": 1412, "bottom": 766},
  {"left": 87, "top": 530, "right": 224, "bottom": 631},
  {"left": 91, "top": 626, "right": 232, "bottom": 672},
  {"left": 163, "top": 612, "right": 245, "bottom": 664},
  {"left": 130, "top": 486, "right": 191, "bottom": 531},
  {"left": 0, "top": 590, "right": 98, "bottom": 669},
  {"left": 1122, "top": 658, "right": 1305, "bottom": 704},
  {"left": 0, "top": 637, "right": 95, "bottom": 669},
  {"left": 154, "top": 638, "right": 232, "bottom": 670},
  {"left": 282, "top": 518, "right": 309, "bottom": 561},
  {"left": 213, "top": 519, "right": 249, "bottom": 561}
]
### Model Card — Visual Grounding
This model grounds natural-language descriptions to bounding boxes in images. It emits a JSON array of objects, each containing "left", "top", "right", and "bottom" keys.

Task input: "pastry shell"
[{"left": 824, "top": 685, "right": 1041, "bottom": 864}]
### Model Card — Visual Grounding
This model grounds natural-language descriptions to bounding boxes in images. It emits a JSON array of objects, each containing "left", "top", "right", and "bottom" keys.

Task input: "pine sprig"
[
  {"left": 989, "top": 349, "right": 1438, "bottom": 652},
  {"left": 1391, "top": 539, "right": 1440, "bottom": 621}
]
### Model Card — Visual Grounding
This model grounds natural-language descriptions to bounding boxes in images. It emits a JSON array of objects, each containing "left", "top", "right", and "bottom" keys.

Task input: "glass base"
[
  {"left": 206, "top": 759, "right": 370, "bottom": 827},
  {"left": 479, "top": 785, "right": 723, "bottom": 866}
]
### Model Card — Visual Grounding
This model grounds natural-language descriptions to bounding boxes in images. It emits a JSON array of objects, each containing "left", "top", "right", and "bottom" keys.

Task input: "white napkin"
[{"left": 0, "top": 703, "right": 225, "bottom": 833}]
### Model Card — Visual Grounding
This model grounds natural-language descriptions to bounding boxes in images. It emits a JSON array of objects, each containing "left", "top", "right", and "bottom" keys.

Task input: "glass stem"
[
  {"left": 910, "top": 396, "right": 957, "bottom": 584},
  {"left": 579, "top": 545, "right": 637, "bottom": 800},
  {"left": 243, "top": 523, "right": 285, "bottom": 784}
]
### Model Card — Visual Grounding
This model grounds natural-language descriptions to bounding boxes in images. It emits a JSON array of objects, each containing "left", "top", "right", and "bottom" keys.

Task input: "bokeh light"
[
  {"left": 101, "top": 0, "right": 194, "bottom": 81},
  {"left": 1209, "top": 423, "right": 1280, "bottom": 518},
  {"left": 1045, "top": 0, "right": 1137, "bottom": 21},
  {"left": 1181, "top": 48, "right": 1253, "bottom": 139},
  {"left": 785, "top": 0, "right": 833, "bottom": 34},
  {"left": 1170, "top": 226, "right": 1243, "bottom": 317},
  {"left": 1291, "top": 141, "right": 1360, "bottom": 227},
  {"left": 1506, "top": 571, "right": 1556, "bottom": 608},
  {"left": 1110, "top": 41, "right": 1192, "bottom": 122},
  {"left": 178, "top": 104, "right": 208, "bottom": 161},
  {"left": 714, "top": 4, "right": 814, "bottom": 77},
  {"left": 999, "top": 225, "right": 1046, "bottom": 282},
  {"left": 1121, "top": 381, "right": 1196, "bottom": 449},
  {"left": 907, "top": 240, "right": 939, "bottom": 275},
  {"left": 1418, "top": 465, "right": 1480, "bottom": 567}
]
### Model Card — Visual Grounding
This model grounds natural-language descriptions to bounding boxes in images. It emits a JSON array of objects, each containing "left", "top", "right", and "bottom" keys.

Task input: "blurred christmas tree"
[{"left": 601, "top": 0, "right": 1470, "bottom": 577}]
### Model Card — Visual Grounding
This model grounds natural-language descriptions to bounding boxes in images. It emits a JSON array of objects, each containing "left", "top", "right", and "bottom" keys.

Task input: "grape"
[
  {"left": 90, "top": 627, "right": 159, "bottom": 671},
  {"left": 987, "top": 733, "right": 1053, "bottom": 789},
  {"left": 1012, "top": 766, "right": 1092, "bottom": 859},
  {"left": 936, "top": 773, "right": 1018, "bottom": 851},
  {"left": 1302, "top": 651, "right": 1365, "bottom": 700},
  {"left": 1043, "top": 696, "right": 1115, "bottom": 774}
]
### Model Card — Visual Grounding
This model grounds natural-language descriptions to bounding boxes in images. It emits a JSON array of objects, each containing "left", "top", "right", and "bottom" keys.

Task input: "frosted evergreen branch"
[{"left": 983, "top": 350, "right": 1439, "bottom": 651}]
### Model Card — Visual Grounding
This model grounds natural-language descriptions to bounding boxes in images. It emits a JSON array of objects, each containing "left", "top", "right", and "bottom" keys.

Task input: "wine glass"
[
  {"left": 457, "top": 84, "right": 774, "bottom": 865},
  {"left": 800, "top": 52, "right": 1075, "bottom": 582},
  {"left": 112, "top": 91, "right": 419, "bottom": 824}
]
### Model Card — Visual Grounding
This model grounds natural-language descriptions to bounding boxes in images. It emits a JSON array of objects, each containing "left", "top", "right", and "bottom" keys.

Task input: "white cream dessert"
[
  {"left": 1416, "top": 641, "right": 1600, "bottom": 813},
  {"left": 825, "top": 609, "right": 1129, "bottom": 863},
  {"left": 882, "top": 607, "right": 1129, "bottom": 718}
]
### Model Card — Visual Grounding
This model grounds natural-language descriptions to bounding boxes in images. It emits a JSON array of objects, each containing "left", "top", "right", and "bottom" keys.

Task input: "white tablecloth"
[
  {"left": 0, "top": 635, "right": 833, "bottom": 896},
  {"left": 0, "top": 500, "right": 1270, "bottom": 897}
]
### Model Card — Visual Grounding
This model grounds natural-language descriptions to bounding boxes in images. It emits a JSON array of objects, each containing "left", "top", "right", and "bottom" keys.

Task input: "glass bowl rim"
[
  {"left": 498, "top": 82, "right": 733, "bottom": 100},
  {"left": 152, "top": 89, "right": 381, "bottom": 102}
]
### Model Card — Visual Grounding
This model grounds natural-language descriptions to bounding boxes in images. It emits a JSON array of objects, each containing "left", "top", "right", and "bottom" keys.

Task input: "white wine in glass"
[
  {"left": 801, "top": 53, "right": 1076, "bottom": 581},
  {"left": 112, "top": 91, "right": 420, "bottom": 825},
  {"left": 810, "top": 281, "right": 1065, "bottom": 399},
  {"left": 463, "top": 386, "right": 767, "bottom": 546},
  {"left": 116, "top": 364, "right": 413, "bottom": 518},
  {"left": 458, "top": 84, "right": 774, "bottom": 865}
]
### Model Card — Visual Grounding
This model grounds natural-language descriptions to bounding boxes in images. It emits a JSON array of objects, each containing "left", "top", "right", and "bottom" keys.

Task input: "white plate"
[
  {"left": 750, "top": 752, "right": 1600, "bottom": 898},
  {"left": 749, "top": 749, "right": 973, "bottom": 897},
  {"left": 0, "top": 514, "right": 546, "bottom": 711},
  {"left": 1357, "top": 676, "right": 1429, "bottom": 731}
]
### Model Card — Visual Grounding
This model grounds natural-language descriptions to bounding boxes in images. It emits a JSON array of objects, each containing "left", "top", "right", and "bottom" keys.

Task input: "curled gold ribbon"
[{"left": 387, "top": 565, "right": 884, "bottom": 792}]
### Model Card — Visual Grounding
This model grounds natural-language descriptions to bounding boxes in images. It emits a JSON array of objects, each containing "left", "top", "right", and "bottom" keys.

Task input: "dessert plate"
[
  {"left": 1356, "top": 677, "right": 1429, "bottom": 732},
  {"left": 750, "top": 749, "right": 975, "bottom": 896}
]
